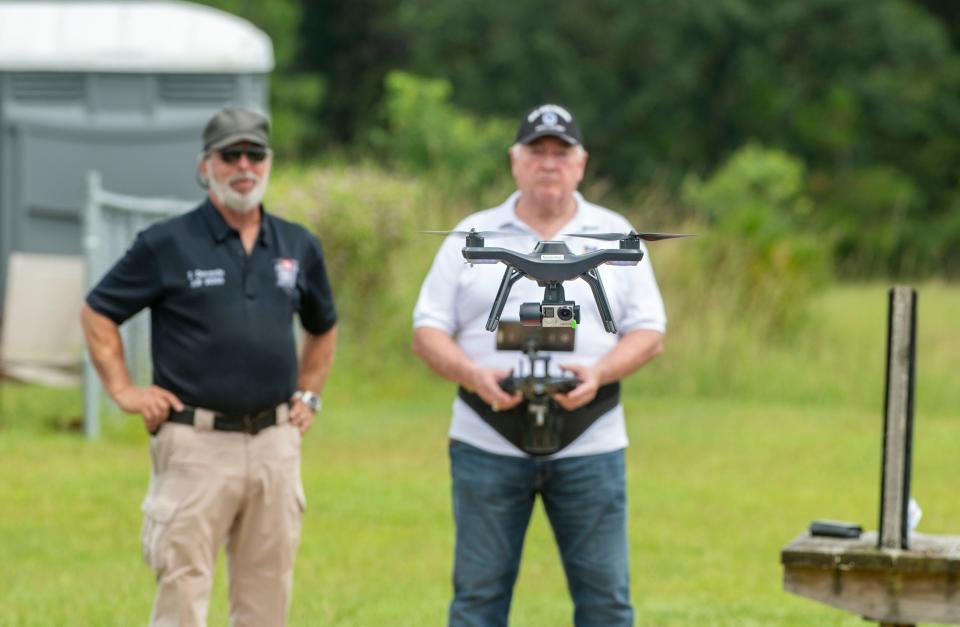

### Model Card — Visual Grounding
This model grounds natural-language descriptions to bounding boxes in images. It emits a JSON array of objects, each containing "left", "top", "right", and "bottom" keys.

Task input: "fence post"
[
  {"left": 82, "top": 171, "right": 103, "bottom": 440},
  {"left": 878, "top": 286, "right": 917, "bottom": 550}
]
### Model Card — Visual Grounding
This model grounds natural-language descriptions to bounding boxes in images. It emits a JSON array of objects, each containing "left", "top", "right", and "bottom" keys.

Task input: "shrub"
[
  {"left": 269, "top": 164, "right": 436, "bottom": 368},
  {"left": 812, "top": 165, "right": 924, "bottom": 277},
  {"left": 680, "top": 143, "right": 831, "bottom": 335},
  {"left": 370, "top": 71, "right": 516, "bottom": 200}
]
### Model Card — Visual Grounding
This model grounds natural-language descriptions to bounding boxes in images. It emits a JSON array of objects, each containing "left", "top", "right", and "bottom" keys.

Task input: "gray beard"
[{"left": 208, "top": 171, "right": 269, "bottom": 214}]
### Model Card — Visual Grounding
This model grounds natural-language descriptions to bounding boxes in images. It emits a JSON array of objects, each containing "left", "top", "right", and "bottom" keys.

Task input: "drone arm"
[
  {"left": 580, "top": 268, "right": 617, "bottom": 333},
  {"left": 485, "top": 266, "right": 525, "bottom": 331}
]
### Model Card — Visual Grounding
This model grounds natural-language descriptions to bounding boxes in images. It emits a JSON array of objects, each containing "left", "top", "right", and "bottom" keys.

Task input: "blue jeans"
[{"left": 448, "top": 440, "right": 633, "bottom": 627}]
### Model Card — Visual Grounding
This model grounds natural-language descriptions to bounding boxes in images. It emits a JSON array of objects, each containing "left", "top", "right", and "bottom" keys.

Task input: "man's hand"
[
  {"left": 467, "top": 366, "right": 523, "bottom": 412},
  {"left": 114, "top": 385, "right": 184, "bottom": 433},
  {"left": 412, "top": 327, "right": 521, "bottom": 411},
  {"left": 552, "top": 363, "right": 600, "bottom": 411},
  {"left": 288, "top": 397, "right": 315, "bottom": 435}
]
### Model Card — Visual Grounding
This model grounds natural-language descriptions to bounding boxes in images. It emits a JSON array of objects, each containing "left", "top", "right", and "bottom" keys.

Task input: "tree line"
[{"left": 200, "top": 0, "right": 960, "bottom": 278}]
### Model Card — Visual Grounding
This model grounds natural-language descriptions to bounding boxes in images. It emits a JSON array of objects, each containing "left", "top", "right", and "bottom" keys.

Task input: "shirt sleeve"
[
  {"left": 85, "top": 232, "right": 163, "bottom": 325},
  {"left": 615, "top": 240, "right": 667, "bottom": 335},
  {"left": 298, "top": 236, "right": 338, "bottom": 335},
  {"left": 412, "top": 234, "right": 465, "bottom": 335}
]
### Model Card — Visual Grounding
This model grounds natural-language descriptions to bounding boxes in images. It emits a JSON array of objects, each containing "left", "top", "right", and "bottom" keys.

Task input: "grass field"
[{"left": 1, "top": 283, "right": 958, "bottom": 626}]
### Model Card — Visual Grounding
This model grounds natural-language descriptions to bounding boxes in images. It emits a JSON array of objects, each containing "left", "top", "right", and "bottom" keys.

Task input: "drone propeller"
[
  {"left": 422, "top": 229, "right": 527, "bottom": 238},
  {"left": 564, "top": 231, "right": 693, "bottom": 242}
]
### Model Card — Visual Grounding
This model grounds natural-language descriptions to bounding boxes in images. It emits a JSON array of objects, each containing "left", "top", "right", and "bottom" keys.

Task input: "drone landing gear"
[
  {"left": 485, "top": 271, "right": 618, "bottom": 334},
  {"left": 581, "top": 269, "right": 616, "bottom": 333},
  {"left": 485, "top": 266, "right": 524, "bottom": 331}
]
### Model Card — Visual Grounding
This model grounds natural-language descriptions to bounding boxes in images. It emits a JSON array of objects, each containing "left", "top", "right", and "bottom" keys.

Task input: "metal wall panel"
[{"left": 0, "top": 71, "right": 269, "bottom": 303}]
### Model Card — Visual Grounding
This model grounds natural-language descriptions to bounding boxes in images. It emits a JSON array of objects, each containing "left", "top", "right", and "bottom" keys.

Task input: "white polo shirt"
[{"left": 413, "top": 191, "right": 666, "bottom": 458}]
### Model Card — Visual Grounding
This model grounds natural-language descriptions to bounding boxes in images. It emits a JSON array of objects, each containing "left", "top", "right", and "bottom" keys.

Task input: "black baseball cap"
[
  {"left": 203, "top": 107, "right": 270, "bottom": 153},
  {"left": 515, "top": 104, "right": 582, "bottom": 146}
]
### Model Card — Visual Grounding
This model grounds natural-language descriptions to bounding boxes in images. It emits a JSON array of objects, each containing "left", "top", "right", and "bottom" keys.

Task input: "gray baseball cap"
[{"left": 202, "top": 108, "right": 270, "bottom": 153}]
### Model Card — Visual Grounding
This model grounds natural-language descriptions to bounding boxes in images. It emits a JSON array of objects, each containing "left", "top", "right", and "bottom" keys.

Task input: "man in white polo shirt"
[{"left": 412, "top": 103, "right": 666, "bottom": 626}]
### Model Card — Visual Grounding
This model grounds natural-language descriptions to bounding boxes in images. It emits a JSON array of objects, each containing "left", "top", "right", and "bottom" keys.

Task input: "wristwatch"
[{"left": 294, "top": 390, "right": 322, "bottom": 413}]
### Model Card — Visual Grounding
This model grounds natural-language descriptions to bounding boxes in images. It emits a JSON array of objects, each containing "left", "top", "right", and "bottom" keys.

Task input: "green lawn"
[{"left": 1, "top": 283, "right": 958, "bottom": 625}]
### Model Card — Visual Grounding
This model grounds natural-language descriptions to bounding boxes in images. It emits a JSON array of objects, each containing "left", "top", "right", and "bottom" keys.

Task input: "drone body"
[
  {"left": 424, "top": 228, "right": 690, "bottom": 334},
  {"left": 462, "top": 239, "right": 643, "bottom": 282}
]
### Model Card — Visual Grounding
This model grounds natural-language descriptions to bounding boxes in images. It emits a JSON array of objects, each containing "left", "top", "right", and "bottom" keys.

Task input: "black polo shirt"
[{"left": 86, "top": 199, "right": 337, "bottom": 414}]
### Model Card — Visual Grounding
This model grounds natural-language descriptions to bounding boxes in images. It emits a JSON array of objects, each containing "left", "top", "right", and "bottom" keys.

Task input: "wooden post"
[
  {"left": 878, "top": 286, "right": 916, "bottom": 551},
  {"left": 783, "top": 285, "right": 960, "bottom": 626}
]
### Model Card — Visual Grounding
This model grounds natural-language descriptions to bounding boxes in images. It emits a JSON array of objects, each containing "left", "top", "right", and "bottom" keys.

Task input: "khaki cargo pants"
[{"left": 141, "top": 416, "right": 306, "bottom": 627}]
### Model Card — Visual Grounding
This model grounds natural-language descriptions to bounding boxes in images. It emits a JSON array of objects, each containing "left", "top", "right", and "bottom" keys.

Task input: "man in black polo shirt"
[{"left": 80, "top": 108, "right": 337, "bottom": 627}]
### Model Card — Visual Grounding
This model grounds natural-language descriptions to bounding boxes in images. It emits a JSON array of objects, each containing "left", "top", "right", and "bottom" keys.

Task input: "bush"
[
  {"left": 370, "top": 71, "right": 516, "bottom": 200},
  {"left": 812, "top": 165, "right": 925, "bottom": 277},
  {"left": 269, "top": 164, "right": 437, "bottom": 369},
  {"left": 271, "top": 73, "right": 327, "bottom": 160},
  {"left": 680, "top": 143, "right": 831, "bottom": 335}
]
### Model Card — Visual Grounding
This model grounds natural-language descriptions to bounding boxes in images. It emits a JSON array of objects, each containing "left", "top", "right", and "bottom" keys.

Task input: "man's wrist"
[
  {"left": 294, "top": 390, "right": 321, "bottom": 413},
  {"left": 460, "top": 363, "right": 483, "bottom": 392}
]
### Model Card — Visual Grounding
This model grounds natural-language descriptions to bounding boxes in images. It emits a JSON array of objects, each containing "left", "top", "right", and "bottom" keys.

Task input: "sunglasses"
[{"left": 218, "top": 147, "right": 269, "bottom": 164}]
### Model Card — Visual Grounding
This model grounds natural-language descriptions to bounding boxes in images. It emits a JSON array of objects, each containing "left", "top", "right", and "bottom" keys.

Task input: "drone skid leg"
[
  {"left": 581, "top": 269, "right": 617, "bottom": 333},
  {"left": 485, "top": 266, "right": 525, "bottom": 331}
]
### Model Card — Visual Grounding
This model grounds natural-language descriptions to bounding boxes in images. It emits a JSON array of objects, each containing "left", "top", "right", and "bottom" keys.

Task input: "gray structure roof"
[{"left": 0, "top": 1, "right": 274, "bottom": 73}]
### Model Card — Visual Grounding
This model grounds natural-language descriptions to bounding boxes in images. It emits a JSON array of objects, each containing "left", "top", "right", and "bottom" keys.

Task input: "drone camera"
[{"left": 520, "top": 302, "right": 580, "bottom": 328}]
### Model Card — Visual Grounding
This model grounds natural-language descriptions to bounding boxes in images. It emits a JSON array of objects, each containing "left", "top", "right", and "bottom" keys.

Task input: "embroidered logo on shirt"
[
  {"left": 274, "top": 258, "right": 300, "bottom": 290},
  {"left": 187, "top": 268, "right": 226, "bottom": 288}
]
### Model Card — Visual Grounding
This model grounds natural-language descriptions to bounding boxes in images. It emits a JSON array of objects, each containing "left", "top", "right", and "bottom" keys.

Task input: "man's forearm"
[
  {"left": 297, "top": 326, "right": 337, "bottom": 394},
  {"left": 412, "top": 326, "right": 479, "bottom": 388},
  {"left": 413, "top": 326, "right": 523, "bottom": 409},
  {"left": 80, "top": 304, "right": 133, "bottom": 400},
  {"left": 592, "top": 329, "right": 664, "bottom": 386}
]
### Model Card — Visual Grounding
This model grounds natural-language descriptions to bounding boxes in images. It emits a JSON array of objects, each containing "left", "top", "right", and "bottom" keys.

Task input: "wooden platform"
[{"left": 782, "top": 532, "right": 960, "bottom": 624}]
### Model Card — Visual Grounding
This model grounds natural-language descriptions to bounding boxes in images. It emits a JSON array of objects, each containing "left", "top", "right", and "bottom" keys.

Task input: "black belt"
[
  {"left": 166, "top": 405, "right": 284, "bottom": 435},
  {"left": 457, "top": 382, "right": 621, "bottom": 455}
]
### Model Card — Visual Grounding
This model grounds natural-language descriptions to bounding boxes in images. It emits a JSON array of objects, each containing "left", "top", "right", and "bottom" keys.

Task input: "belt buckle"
[{"left": 242, "top": 415, "right": 255, "bottom": 434}]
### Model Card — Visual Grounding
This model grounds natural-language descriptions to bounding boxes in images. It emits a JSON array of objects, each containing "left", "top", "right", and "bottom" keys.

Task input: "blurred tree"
[
  {"left": 397, "top": 1, "right": 955, "bottom": 181},
  {"left": 914, "top": 0, "right": 960, "bottom": 45},
  {"left": 196, "top": 0, "right": 326, "bottom": 158},
  {"left": 298, "top": 0, "right": 407, "bottom": 143},
  {"left": 371, "top": 71, "right": 515, "bottom": 199},
  {"left": 682, "top": 144, "right": 831, "bottom": 333},
  {"left": 197, "top": 0, "right": 960, "bottom": 276},
  {"left": 395, "top": 0, "right": 960, "bottom": 276}
]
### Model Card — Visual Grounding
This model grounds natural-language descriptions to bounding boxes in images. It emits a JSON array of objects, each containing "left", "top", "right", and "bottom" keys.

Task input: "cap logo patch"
[{"left": 527, "top": 104, "right": 573, "bottom": 123}]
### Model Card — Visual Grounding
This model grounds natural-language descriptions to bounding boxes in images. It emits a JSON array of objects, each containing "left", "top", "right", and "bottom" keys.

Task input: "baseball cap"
[
  {"left": 515, "top": 103, "right": 582, "bottom": 146},
  {"left": 202, "top": 108, "right": 270, "bottom": 153}
]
